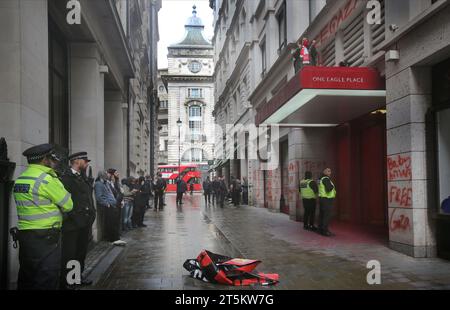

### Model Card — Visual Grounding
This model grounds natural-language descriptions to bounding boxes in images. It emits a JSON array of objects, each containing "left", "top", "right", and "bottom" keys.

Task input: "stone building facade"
[
  {"left": 0, "top": 0, "right": 161, "bottom": 287},
  {"left": 157, "top": 69, "right": 169, "bottom": 165},
  {"left": 211, "top": 0, "right": 450, "bottom": 259},
  {"left": 162, "top": 6, "right": 215, "bottom": 173}
]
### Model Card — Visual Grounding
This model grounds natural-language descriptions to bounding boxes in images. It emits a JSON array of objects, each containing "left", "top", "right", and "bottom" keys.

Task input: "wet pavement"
[{"left": 91, "top": 194, "right": 450, "bottom": 290}]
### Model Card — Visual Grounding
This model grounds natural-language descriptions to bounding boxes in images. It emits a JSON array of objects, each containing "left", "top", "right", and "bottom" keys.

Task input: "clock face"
[{"left": 188, "top": 60, "right": 202, "bottom": 73}]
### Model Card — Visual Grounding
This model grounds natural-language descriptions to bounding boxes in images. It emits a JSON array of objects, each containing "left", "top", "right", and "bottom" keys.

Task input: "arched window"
[
  {"left": 188, "top": 105, "right": 202, "bottom": 139},
  {"left": 182, "top": 148, "right": 207, "bottom": 162}
]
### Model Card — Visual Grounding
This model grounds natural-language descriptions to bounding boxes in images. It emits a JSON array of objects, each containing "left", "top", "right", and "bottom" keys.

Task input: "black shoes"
[
  {"left": 320, "top": 230, "right": 335, "bottom": 237},
  {"left": 138, "top": 224, "right": 147, "bottom": 228},
  {"left": 303, "top": 225, "right": 318, "bottom": 231}
]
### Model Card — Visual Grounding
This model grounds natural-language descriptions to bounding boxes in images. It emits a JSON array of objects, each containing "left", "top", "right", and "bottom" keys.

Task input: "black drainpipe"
[{"left": 126, "top": 79, "right": 131, "bottom": 178}]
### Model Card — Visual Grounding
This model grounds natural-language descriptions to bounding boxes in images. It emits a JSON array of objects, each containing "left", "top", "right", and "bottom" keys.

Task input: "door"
[{"left": 360, "top": 118, "right": 387, "bottom": 226}]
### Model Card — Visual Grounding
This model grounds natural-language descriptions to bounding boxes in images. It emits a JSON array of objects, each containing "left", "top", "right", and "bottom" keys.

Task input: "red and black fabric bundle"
[{"left": 183, "top": 250, "right": 279, "bottom": 286}]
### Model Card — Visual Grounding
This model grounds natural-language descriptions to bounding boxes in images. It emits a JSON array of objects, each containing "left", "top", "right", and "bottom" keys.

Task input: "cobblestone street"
[{"left": 90, "top": 194, "right": 450, "bottom": 290}]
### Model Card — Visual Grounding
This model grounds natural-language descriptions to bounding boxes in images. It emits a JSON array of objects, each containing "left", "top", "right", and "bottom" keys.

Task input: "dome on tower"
[{"left": 170, "top": 5, "right": 211, "bottom": 48}]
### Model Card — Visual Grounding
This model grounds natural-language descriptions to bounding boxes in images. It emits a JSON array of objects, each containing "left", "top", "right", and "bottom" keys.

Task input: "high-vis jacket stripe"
[
  {"left": 14, "top": 199, "right": 52, "bottom": 207},
  {"left": 18, "top": 210, "right": 61, "bottom": 221}
]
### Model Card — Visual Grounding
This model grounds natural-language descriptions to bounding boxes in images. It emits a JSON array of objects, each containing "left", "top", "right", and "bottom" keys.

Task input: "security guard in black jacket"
[{"left": 59, "top": 152, "right": 96, "bottom": 288}]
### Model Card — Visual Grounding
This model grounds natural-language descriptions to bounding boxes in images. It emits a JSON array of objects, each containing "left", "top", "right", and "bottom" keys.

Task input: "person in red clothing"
[{"left": 300, "top": 37, "right": 310, "bottom": 66}]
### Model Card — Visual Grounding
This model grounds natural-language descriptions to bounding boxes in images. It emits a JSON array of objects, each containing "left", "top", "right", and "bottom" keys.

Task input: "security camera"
[{"left": 389, "top": 24, "right": 399, "bottom": 32}]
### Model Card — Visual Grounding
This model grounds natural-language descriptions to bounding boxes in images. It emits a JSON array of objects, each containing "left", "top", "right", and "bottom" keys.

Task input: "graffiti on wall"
[
  {"left": 389, "top": 208, "right": 411, "bottom": 232},
  {"left": 387, "top": 154, "right": 412, "bottom": 181},
  {"left": 389, "top": 183, "right": 413, "bottom": 208},
  {"left": 288, "top": 161, "right": 299, "bottom": 203},
  {"left": 301, "top": 160, "right": 327, "bottom": 178},
  {"left": 387, "top": 154, "right": 413, "bottom": 208}
]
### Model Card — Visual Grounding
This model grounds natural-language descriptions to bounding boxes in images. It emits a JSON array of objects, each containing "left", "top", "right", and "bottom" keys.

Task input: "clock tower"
[{"left": 163, "top": 6, "right": 215, "bottom": 178}]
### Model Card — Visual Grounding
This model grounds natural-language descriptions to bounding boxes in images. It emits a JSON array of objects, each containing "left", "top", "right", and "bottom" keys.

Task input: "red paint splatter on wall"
[
  {"left": 387, "top": 154, "right": 412, "bottom": 181},
  {"left": 389, "top": 184, "right": 412, "bottom": 208},
  {"left": 301, "top": 160, "right": 327, "bottom": 177},
  {"left": 389, "top": 209, "right": 411, "bottom": 232}
]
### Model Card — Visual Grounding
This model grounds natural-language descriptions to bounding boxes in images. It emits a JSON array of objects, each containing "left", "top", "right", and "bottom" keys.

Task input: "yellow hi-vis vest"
[
  {"left": 13, "top": 164, "right": 73, "bottom": 230},
  {"left": 299, "top": 179, "right": 316, "bottom": 199},
  {"left": 319, "top": 176, "right": 337, "bottom": 199}
]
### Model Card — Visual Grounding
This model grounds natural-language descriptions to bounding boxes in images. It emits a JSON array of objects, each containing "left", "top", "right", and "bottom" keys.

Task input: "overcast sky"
[{"left": 158, "top": 0, "right": 214, "bottom": 69}]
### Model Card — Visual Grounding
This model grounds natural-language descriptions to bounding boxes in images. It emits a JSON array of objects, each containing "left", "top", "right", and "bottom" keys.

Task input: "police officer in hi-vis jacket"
[
  {"left": 13, "top": 144, "right": 73, "bottom": 290},
  {"left": 299, "top": 171, "right": 318, "bottom": 231},
  {"left": 318, "top": 168, "right": 337, "bottom": 237}
]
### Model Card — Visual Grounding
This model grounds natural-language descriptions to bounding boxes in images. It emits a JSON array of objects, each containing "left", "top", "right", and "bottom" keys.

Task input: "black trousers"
[
  {"left": 154, "top": 192, "right": 164, "bottom": 210},
  {"left": 60, "top": 226, "right": 90, "bottom": 287},
  {"left": 219, "top": 193, "right": 225, "bottom": 208},
  {"left": 319, "top": 198, "right": 334, "bottom": 233},
  {"left": 176, "top": 192, "right": 184, "bottom": 205},
  {"left": 242, "top": 191, "right": 248, "bottom": 205},
  {"left": 204, "top": 192, "right": 211, "bottom": 204},
  {"left": 104, "top": 206, "right": 121, "bottom": 242},
  {"left": 17, "top": 229, "right": 61, "bottom": 290},
  {"left": 302, "top": 198, "right": 316, "bottom": 227},
  {"left": 233, "top": 191, "right": 241, "bottom": 206},
  {"left": 132, "top": 203, "right": 146, "bottom": 226}
]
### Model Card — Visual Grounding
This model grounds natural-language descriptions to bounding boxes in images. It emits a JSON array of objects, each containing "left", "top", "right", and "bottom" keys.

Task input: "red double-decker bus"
[{"left": 158, "top": 164, "right": 202, "bottom": 192}]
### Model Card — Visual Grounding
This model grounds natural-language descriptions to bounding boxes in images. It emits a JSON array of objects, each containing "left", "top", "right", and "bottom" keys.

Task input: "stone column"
[
  {"left": 386, "top": 66, "right": 435, "bottom": 257},
  {"left": 288, "top": 128, "right": 336, "bottom": 222},
  {"left": 0, "top": 0, "right": 49, "bottom": 288},
  {"left": 288, "top": 129, "right": 302, "bottom": 221},
  {"left": 70, "top": 43, "right": 105, "bottom": 174},
  {"left": 104, "top": 91, "right": 126, "bottom": 176}
]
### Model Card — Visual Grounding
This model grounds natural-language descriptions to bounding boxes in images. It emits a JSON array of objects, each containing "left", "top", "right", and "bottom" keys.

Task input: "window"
[
  {"left": 191, "top": 149, "right": 202, "bottom": 162},
  {"left": 49, "top": 18, "right": 69, "bottom": 148},
  {"left": 164, "top": 140, "right": 168, "bottom": 151},
  {"left": 188, "top": 88, "right": 203, "bottom": 98},
  {"left": 182, "top": 148, "right": 206, "bottom": 162},
  {"left": 160, "top": 100, "right": 168, "bottom": 108},
  {"left": 432, "top": 59, "right": 450, "bottom": 215},
  {"left": 436, "top": 108, "right": 450, "bottom": 213},
  {"left": 260, "top": 39, "right": 267, "bottom": 77},
  {"left": 189, "top": 121, "right": 202, "bottom": 133},
  {"left": 188, "top": 105, "right": 202, "bottom": 137},
  {"left": 189, "top": 105, "right": 202, "bottom": 117},
  {"left": 276, "top": 1, "right": 287, "bottom": 51}
]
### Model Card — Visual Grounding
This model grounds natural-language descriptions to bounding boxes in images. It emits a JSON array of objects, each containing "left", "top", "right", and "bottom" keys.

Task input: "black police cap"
[
  {"left": 22, "top": 143, "right": 55, "bottom": 161},
  {"left": 68, "top": 151, "right": 91, "bottom": 162}
]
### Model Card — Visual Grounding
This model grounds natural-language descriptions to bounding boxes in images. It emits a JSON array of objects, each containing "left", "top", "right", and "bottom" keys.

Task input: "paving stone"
[{"left": 90, "top": 194, "right": 450, "bottom": 290}]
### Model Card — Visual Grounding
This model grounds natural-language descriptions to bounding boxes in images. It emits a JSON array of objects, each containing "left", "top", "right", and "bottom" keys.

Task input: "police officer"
[
  {"left": 318, "top": 168, "right": 337, "bottom": 237},
  {"left": 13, "top": 144, "right": 73, "bottom": 290},
  {"left": 299, "top": 171, "right": 318, "bottom": 231},
  {"left": 60, "top": 152, "right": 96, "bottom": 289}
]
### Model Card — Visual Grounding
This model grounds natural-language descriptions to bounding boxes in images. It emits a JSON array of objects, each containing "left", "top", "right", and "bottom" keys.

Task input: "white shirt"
[{"left": 71, "top": 168, "right": 81, "bottom": 176}]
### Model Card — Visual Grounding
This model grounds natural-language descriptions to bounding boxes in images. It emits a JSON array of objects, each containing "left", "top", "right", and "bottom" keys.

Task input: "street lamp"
[{"left": 177, "top": 118, "right": 182, "bottom": 180}]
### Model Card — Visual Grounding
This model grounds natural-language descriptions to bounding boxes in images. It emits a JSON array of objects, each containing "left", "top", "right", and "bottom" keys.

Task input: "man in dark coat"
[
  {"left": 203, "top": 177, "right": 212, "bottom": 205},
  {"left": 218, "top": 176, "right": 228, "bottom": 208},
  {"left": 211, "top": 176, "right": 219, "bottom": 205},
  {"left": 60, "top": 152, "right": 96, "bottom": 289},
  {"left": 153, "top": 173, "right": 166, "bottom": 211},
  {"left": 176, "top": 177, "right": 187, "bottom": 206},
  {"left": 133, "top": 176, "right": 149, "bottom": 227}
]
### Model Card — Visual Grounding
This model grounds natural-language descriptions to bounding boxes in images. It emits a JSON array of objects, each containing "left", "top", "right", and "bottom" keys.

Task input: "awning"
[{"left": 256, "top": 66, "right": 386, "bottom": 126}]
